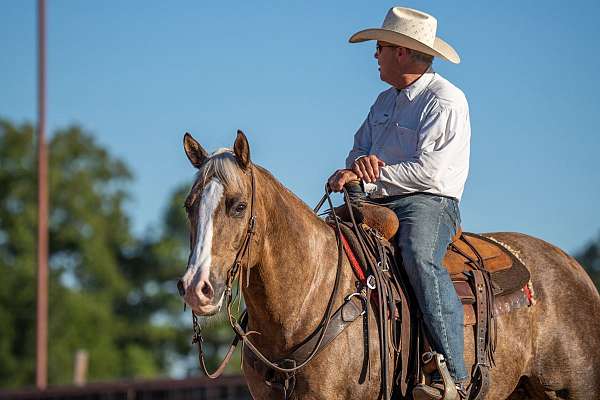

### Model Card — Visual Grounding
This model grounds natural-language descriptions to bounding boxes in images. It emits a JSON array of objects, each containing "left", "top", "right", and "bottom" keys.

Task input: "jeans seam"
[{"left": 430, "top": 203, "right": 452, "bottom": 366}]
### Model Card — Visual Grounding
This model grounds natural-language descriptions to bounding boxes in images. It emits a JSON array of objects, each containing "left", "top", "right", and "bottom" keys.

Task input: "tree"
[
  {"left": 575, "top": 234, "right": 600, "bottom": 291},
  {"left": 0, "top": 119, "right": 236, "bottom": 388}
]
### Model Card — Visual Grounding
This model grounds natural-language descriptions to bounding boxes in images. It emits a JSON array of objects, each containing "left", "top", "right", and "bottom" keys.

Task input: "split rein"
[{"left": 189, "top": 167, "right": 350, "bottom": 379}]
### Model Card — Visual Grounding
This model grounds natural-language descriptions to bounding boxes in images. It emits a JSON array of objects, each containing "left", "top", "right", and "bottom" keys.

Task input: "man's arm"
[
  {"left": 328, "top": 108, "right": 374, "bottom": 193},
  {"left": 345, "top": 112, "right": 373, "bottom": 169},
  {"left": 364, "top": 103, "right": 470, "bottom": 194}
]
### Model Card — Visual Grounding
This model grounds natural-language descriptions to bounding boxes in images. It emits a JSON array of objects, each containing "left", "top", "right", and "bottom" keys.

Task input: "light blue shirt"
[{"left": 345, "top": 68, "right": 471, "bottom": 201}]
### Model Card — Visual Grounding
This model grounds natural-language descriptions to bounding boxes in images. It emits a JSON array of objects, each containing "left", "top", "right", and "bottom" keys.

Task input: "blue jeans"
[{"left": 384, "top": 194, "right": 467, "bottom": 382}]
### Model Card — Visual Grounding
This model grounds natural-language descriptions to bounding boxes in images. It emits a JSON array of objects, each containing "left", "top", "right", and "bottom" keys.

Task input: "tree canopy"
[
  {"left": 575, "top": 234, "right": 600, "bottom": 290},
  {"left": 0, "top": 119, "right": 236, "bottom": 388}
]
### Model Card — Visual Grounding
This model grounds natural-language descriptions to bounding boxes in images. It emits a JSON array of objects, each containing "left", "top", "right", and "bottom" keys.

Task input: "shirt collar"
[{"left": 398, "top": 66, "right": 435, "bottom": 102}]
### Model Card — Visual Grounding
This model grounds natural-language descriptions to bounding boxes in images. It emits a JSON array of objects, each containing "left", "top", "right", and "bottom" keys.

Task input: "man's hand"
[
  {"left": 352, "top": 155, "right": 385, "bottom": 183},
  {"left": 327, "top": 169, "right": 359, "bottom": 192}
]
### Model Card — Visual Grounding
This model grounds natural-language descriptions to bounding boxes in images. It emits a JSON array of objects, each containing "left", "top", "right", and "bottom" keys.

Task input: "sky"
[{"left": 1, "top": 0, "right": 599, "bottom": 254}]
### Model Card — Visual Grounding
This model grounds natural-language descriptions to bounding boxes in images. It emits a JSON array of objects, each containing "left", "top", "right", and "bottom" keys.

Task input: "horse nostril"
[
  {"left": 177, "top": 279, "right": 185, "bottom": 297},
  {"left": 200, "top": 281, "right": 214, "bottom": 299}
]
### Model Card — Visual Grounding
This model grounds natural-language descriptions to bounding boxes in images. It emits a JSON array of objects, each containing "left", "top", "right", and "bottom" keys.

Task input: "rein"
[{"left": 190, "top": 167, "right": 350, "bottom": 381}]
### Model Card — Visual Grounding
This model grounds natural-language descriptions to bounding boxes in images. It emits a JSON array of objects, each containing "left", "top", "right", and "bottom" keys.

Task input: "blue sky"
[{"left": 1, "top": 1, "right": 599, "bottom": 254}]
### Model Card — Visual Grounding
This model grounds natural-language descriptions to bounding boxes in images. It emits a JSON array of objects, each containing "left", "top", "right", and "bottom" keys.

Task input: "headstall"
[{"left": 189, "top": 166, "right": 352, "bottom": 389}]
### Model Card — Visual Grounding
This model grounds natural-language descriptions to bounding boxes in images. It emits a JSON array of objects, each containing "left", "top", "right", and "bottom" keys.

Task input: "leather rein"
[{"left": 190, "top": 165, "right": 353, "bottom": 382}]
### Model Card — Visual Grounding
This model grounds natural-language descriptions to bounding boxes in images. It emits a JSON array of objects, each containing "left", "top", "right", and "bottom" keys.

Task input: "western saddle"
[{"left": 332, "top": 199, "right": 532, "bottom": 400}]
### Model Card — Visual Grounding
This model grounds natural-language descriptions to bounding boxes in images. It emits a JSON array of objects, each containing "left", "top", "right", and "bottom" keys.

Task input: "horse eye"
[{"left": 233, "top": 202, "right": 247, "bottom": 217}]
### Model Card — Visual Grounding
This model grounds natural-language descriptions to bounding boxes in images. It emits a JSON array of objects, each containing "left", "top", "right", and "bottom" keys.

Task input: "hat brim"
[{"left": 349, "top": 28, "right": 460, "bottom": 64}]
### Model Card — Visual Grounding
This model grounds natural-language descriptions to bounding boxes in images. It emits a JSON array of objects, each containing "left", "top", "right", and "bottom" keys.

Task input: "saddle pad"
[
  {"left": 337, "top": 221, "right": 370, "bottom": 280},
  {"left": 463, "top": 288, "right": 531, "bottom": 326},
  {"left": 480, "top": 234, "right": 531, "bottom": 296}
]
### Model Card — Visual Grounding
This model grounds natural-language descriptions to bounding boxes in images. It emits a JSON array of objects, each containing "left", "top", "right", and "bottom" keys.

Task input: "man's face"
[{"left": 374, "top": 41, "right": 398, "bottom": 83}]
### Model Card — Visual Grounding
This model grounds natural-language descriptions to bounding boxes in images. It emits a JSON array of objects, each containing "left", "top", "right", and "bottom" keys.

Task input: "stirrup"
[{"left": 416, "top": 352, "right": 459, "bottom": 400}]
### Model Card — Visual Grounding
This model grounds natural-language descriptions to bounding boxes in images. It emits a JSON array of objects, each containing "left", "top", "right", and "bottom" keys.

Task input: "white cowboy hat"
[{"left": 349, "top": 7, "right": 460, "bottom": 64}]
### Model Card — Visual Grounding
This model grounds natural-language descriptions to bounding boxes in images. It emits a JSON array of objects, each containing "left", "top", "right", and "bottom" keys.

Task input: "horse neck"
[{"left": 242, "top": 167, "right": 346, "bottom": 352}]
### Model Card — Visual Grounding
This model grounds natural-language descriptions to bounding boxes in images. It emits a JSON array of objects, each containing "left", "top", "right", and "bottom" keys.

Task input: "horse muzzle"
[{"left": 177, "top": 277, "right": 225, "bottom": 316}]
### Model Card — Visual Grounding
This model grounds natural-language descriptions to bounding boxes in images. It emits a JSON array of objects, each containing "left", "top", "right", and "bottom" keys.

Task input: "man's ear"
[
  {"left": 397, "top": 46, "right": 411, "bottom": 62},
  {"left": 233, "top": 130, "right": 251, "bottom": 169},
  {"left": 183, "top": 132, "right": 208, "bottom": 168}
]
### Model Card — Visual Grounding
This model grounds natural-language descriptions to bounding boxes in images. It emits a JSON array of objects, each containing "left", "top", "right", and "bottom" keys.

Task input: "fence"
[{"left": 0, "top": 375, "right": 251, "bottom": 400}]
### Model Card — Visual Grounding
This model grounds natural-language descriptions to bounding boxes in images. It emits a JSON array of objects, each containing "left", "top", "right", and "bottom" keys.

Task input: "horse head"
[{"left": 177, "top": 130, "right": 256, "bottom": 316}]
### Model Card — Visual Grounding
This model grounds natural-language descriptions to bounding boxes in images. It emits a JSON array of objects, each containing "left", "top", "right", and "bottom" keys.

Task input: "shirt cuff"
[{"left": 362, "top": 181, "right": 377, "bottom": 194}]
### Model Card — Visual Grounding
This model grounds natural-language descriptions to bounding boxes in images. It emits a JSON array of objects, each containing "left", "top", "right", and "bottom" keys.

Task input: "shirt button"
[{"left": 395, "top": 122, "right": 399, "bottom": 127}]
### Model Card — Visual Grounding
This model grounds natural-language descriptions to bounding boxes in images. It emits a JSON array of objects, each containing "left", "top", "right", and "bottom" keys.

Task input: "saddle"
[
  {"left": 335, "top": 201, "right": 530, "bottom": 298},
  {"left": 333, "top": 200, "right": 533, "bottom": 400}
]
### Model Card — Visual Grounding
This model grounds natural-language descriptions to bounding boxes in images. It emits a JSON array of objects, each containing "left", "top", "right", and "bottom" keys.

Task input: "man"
[{"left": 328, "top": 7, "right": 470, "bottom": 400}]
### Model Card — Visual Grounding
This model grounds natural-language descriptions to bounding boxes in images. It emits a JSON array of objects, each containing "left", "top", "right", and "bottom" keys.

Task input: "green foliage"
[
  {"left": 575, "top": 234, "right": 600, "bottom": 291},
  {"left": 0, "top": 119, "right": 235, "bottom": 388}
]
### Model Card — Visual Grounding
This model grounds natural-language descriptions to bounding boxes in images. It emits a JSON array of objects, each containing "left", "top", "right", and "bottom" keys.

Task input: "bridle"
[
  {"left": 190, "top": 164, "right": 257, "bottom": 378},
  {"left": 189, "top": 163, "right": 350, "bottom": 384}
]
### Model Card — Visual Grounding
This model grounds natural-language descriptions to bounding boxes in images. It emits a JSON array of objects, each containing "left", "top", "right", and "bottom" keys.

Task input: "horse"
[{"left": 177, "top": 131, "right": 600, "bottom": 399}]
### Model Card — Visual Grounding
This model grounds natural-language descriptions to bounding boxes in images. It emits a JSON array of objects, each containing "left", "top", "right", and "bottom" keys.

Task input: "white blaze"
[{"left": 182, "top": 179, "right": 224, "bottom": 288}]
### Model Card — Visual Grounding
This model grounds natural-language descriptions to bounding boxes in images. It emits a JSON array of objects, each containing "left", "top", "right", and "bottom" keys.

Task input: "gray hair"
[{"left": 409, "top": 49, "right": 434, "bottom": 66}]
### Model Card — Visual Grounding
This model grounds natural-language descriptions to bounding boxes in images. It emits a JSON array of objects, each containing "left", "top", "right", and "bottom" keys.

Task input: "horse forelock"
[
  {"left": 186, "top": 148, "right": 245, "bottom": 207},
  {"left": 199, "top": 148, "right": 244, "bottom": 191}
]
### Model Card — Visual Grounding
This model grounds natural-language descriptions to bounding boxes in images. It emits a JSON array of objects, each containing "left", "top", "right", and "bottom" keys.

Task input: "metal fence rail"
[{"left": 0, "top": 375, "right": 251, "bottom": 400}]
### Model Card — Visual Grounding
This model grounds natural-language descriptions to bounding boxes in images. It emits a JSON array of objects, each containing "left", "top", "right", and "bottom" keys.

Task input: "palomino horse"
[{"left": 178, "top": 131, "right": 600, "bottom": 399}]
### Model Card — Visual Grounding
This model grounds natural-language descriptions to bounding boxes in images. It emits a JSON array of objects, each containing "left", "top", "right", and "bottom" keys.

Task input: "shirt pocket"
[
  {"left": 371, "top": 112, "right": 390, "bottom": 130},
  {"left": 380, "top": 125, "right": 419, "bottom": 162},
  {"left": 369, "top": 112, "right": 391, "bottom": 151}
]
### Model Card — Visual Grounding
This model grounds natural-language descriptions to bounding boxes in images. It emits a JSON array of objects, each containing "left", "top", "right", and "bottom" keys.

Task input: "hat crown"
[{"left": 381, "top": 7, "right": 437, "bottom": 47}]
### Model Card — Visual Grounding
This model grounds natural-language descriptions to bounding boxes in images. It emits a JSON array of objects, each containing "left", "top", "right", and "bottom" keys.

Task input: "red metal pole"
[{"left": 36, "top": 0, "right": 48, "bottom": 390}]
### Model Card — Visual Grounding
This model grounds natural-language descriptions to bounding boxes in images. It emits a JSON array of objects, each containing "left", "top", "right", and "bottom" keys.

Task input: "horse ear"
[
  {"left": 233, "top": 130, "right": 251, "bottom": 169},
  {"left": 183, "top": 132, "right": 208, "bottom": 168}
]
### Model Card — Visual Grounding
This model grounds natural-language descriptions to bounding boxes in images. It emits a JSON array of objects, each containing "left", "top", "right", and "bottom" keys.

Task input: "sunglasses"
[{"left": 376, "top": 43, "right": 397, "bottom": 53}]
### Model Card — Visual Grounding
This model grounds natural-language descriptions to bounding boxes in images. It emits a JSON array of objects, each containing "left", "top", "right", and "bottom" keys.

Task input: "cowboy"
[{"left": 328, "top": 6, "right": 470, "bottom": 400}]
